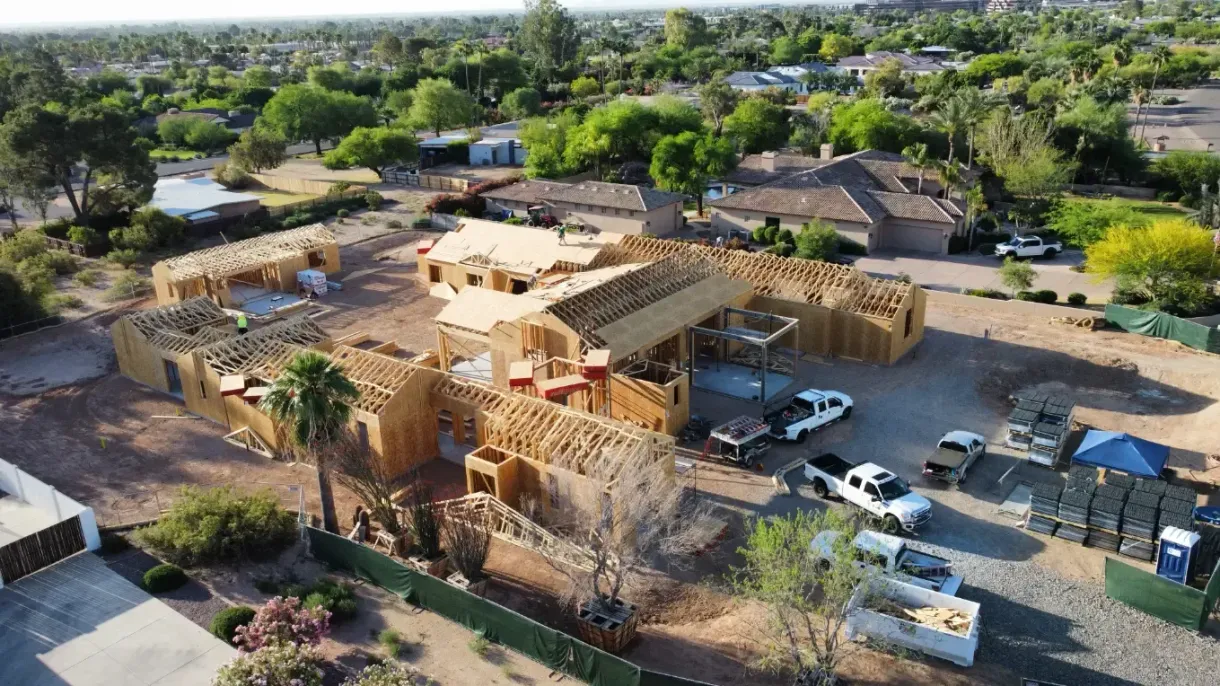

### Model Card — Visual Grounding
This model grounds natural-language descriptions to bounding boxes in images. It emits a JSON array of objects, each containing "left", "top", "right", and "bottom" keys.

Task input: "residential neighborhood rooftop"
[{"left": 538, "top": 180, "right": 686, "bottom": 212}]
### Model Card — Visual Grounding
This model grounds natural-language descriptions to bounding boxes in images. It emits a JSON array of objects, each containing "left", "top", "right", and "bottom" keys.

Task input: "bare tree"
[
  {"left": 542, "top": 451, "right": 723, "bottom": 614},
  {"left": 442, "top": 507, "right": 492, "bottom": 581},
  {"left": 327, "top": 431, "right": 403, "bottom": 547},
  {"left": 403, "top": 469, "right": 443, "bottom": 559}
]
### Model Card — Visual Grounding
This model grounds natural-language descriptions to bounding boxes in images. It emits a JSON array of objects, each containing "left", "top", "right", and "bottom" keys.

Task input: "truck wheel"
[
  {"left": 842, "top": 407, "right": 852, "bottom": 420},
  {"left": 882, "top": 515, "right": 901, "bottom": 535},
  {"left": 1044, "top": 248, "right": 1058, "bottom": 258},
  {"left": 813, "top": 479, "right": 828, "bottom": 499},
  {"left": 796, "top": 430, "right": 808, "bottom": 444},
  {"left": 743, "top": 455, "right": 754, "bottom": 469}
]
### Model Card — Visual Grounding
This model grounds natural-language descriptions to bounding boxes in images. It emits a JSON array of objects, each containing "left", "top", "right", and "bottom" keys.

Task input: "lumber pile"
[{"left": 865, "top": 598, "right": 972, "bottom": 636}]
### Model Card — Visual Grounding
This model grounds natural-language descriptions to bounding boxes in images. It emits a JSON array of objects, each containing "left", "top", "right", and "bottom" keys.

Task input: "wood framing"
[
  {"left": 609, "top": 360, "right": 690, "bottom": 435},
  {"left": 152, "top": 224, "right": 339, "bottom": 306},
  {"left": 111, "top": 297, "right": 232, "bottom": 395}
]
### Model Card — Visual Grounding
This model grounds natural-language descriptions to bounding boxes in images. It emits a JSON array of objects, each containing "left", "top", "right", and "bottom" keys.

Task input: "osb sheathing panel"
[
  {"left": 372, "top": 372, "right": 441, "bottom": 478},
  {"left": 225, "top": 392, "right": 281, "bottom": 451},
  {"left": 830, "top": 310, "right": 891, "bottom": 364},
  {"left": 111, "top": 318, "right": 171, "bottom": 392},
  {"left": 176, "top": 351, "right": 207, "bottom": 411},
  {"left": 189, "top": 364, "right": 233, "bottom": 425},
  {"left": 888, "top": 287, "right": 925, "bottom": 363},
  {"left": 488, "top": 312, "right": 581, "bottom": 388},
  {"left": 609, "top": 373, "right": 689, "bottom": 436},
  {"left": 748, "top": 296, "right": 831, "bottom": 356}
]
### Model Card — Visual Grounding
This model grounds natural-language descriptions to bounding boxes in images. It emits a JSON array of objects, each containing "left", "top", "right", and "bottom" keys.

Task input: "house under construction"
[{"left": 151, "top": 224, "right": 339, "bottom": 317}]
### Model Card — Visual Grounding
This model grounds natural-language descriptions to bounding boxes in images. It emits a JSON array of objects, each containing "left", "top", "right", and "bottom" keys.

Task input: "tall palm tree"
[
  {"left": 902, "top": 142, "right": 932, "bottom": 194},
  {"left": 929, "top": 97, "right": 967, "bottom": 164},
  {"left": 260, "top": 350, "right": 359, "bottom": 534},
  {"left": 454, "top": 39, "right": 472, "bottom": 95},
  {"left": 953, "top": 89, "right": 998, "bottom": 169},
  {"left": 938, "top": 161, "right": 962, "bottom": 200},
  {"left": 1136, "top": 45, "right": 1173, "bottom": 144}
]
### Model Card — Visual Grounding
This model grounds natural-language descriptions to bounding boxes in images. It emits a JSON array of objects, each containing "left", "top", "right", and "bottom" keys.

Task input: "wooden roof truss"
[
  {"left": 197, "top": 316, "right": 327, "bottom": 376},
  {"left": 330, "top": 345, "right": 420, "bottom": 414},
  {"left": 127, "top": 296, "right": 228, "bottom": 338},
  {"left": 147, "top": 325, "right": 233, "bottom": 355},
  {"left": 544, "top": 251, "right": 723, "bottom": 348},
  {"left": 159, "top": 225, "right": 334, "bottom": 283},
  {"left": 592, "top": 236, "right": 912, "bottom": 320}
]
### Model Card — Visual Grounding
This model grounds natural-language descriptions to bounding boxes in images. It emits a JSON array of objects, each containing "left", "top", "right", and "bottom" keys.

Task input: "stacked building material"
[
  {"left": 1122, "top": 502, "right": 1157, "bottom": 541},
  {"left": 1158, "top": 512, "right": 1195, "bottom": 540},
  {"left": 1030, "top": 421, "right": 1069, "bottom": 467},
  {"left": 1055, "top": 523, "right": 1089, "bottom": 544},
  {"left": 1007, "top": 393, "right": 1076, "bottom": 467},
  {"left": 1005, "top": 407, "right": 1039, "bottom": 449},
  {"left": 1027, "top": 515, "right": 1059, "bottom": 536},
  {"left": 1069, "top": 464, "right": 1099, "bottom": 483},
  {"left": 1133, "top": 478, "right": 1167, "bottom": 498},
  {"left": 1120, "top": 538, "right": 1155, "bottom": 561},
  {"left": 1104, "top": 472, "right": 1136, "bottom": 491},
  {"left": 1165, "top": 484, "right": 1197, "bottom": 505},
  {"left": 1089, "top": 496, "right": 1124, "bottom": 533},
  {"left": 1030, "top": 482, "right": 1063, "bottom": 518},
  {"left": 1041, "top": 397, "right": 1075, "bottom": 424},
  {"left": 1058, "top": 489, "right": 1092, "bottom": 527}
]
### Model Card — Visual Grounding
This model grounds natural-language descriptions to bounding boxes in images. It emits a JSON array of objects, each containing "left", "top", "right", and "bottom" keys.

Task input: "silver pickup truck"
[{"left": 810, "top": 530, "right": 963, "bottom": 596}]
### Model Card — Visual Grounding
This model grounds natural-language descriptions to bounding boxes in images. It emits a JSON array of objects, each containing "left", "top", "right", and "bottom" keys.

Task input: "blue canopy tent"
[{"left": 1071, "top": 430, "right": 1170, "bottom": 478}]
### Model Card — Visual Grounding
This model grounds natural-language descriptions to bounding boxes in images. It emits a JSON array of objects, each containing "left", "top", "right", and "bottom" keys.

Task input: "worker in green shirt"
[
  {"left": 237, "top": 314, "right": 248, "bottom": 335},
  {"left": 557, "top": 224, "right": 566, "bottom": 245}
]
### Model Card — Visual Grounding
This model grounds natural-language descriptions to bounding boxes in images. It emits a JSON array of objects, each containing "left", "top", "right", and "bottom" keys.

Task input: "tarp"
[
  {"left": 1105, "top": 304, "right": 1220, "bottom": 354},
  {"left": 1105, "top": 557, "right": 1210, "bottom": 630},
  {"left": 1071, "top": 430, "right": 1169, "bottom": 478}
]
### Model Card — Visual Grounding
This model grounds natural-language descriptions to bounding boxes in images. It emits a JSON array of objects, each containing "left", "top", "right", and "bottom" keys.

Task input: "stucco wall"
[
  {"left": 549, "top": 200, "right": 681, "bottom": 235},
  {"left": 710, "top": 208, "right": 878, "bottom": 251}
]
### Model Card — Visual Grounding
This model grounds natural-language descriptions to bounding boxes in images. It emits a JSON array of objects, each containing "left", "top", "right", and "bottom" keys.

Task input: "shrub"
[
  {"left": 214, "top": 162, "right": 252, "bottom": 190},
  {"left": 466, "top": 175, "right": 524, "bottom": 196},
  {"left": 947, "top": 235, "right": 968, "bottom": 255},
  {"left": 365, "top": 191, "right": 383, "bottom": 211},
  {"left": 775, "top": 228, "right": 795, "bottom": 246},
  {"left": 762, "top": 225, "right": 780, "bottom": 245},
  {"left": 25, "top": 250, "right": 79, "bottom": 275},
  {"left": 234, "top": 596, "right": 331, "bottom": 652},
  {"left": 110, "top": 208, "right": 186, "bottom": 252},
  {"left": 134, "top": 486, "right": 296, "bottom": 565},
  {"left": 210, "top": 606, "right": 257, "bottom": 644},
  {"left": 977, "top": 243, "right": 997, "bottom": 256},
  {"left": 1067, "top": 292, "right": 1088, "bottom": 306},
  {"left": 39, "top": 218, "right": 74, "bottom": 239},
  {"left": 503, "top": 216, "right": 524, "bottom": 225},
  {"left": 143, "top": 563, "right": 188, "bottom": 593},
  {"left": 964, "top": 288, "right": 1008, "bottom": 300},
  {"left": 378, "top": 629, "right": 403, "bottom": 657},
  {"left": 424, "top": 193, "right": 485, "bottom": 216},
  {"left": 751, "top": 226, "right": 768, "bottom": 243},
  {"left": 213, "top": 640, "right": 324, "bottom": 686},
  {"left": 67, "top": 225, "right": 102, "bottom": 247},
  {"left": 103, "top": 270, "right": 151, "bottom": 302},
  {"left": 1111, "top": 285, "right": 1150, "bottom": 306},
  {"left": 107, "top": 248, "right": 141, "bottom": 268},
  {"left": 337, "top": 209, "right": 350, "bottom": 218},
  {"left": 468, "top": 635, "right": 491, "bottom": 657},
  {"left": 99, "top": 532, "right": 130, "bottom": 555},
  {"left": 837, "top": 238, "right": 869, "bottom": 256},
  {"left": 1155, "top": 190, "right": 1179, "bottom": 203},
  {"left": 0, "top": 229, "right": 47, "bottom": 263},
  {"left": 290, "top": 579, "right": 357, "bottom": 623},
  {"left": 386, "top": 219, "right": 404, "bottom": 229},
  {"left": 328, "top": 181, "right": 353, "bottom": 196},
  {"left": 43, "top": 293, "right": 84, "bottom": 312},
  {"left": 411, "top": 217, "right": 431, "bottom": 229},
  {"left": 1032, "top": 289, "right": 1058, "bottom": 304},
  {"left": 794, "top": 220, "right": 839, "bottom": 261},
  {"left": 345, "top": 662, "right": 418, "bottom": 686},
  {"left": 1015, "top": 290, "right": 1036, "bottom": 301},
  {"left": 454, "top": 208, "right": 470, "bottom": 218}
]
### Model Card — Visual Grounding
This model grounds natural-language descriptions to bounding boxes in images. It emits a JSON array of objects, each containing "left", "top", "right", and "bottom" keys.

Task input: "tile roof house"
[
  {"left": 709, "top": 150, "right": 965, "bottom": 254},
  {"left": 725, "top": 64, "right": 836, "bottom": 94},
  {"left": 481, "top": 180, "right": 686, "bottom": 236},
  {"left": 136, "top": 108, "right": 257, "bottom": 134},
  {"left": 837, "top": 51, "right": 947, "bottom": 79}
]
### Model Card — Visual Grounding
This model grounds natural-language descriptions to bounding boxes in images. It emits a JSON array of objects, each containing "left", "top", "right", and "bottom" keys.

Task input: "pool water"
[{"left": 705, "top": 184, "right": 742, "bottom": 199}]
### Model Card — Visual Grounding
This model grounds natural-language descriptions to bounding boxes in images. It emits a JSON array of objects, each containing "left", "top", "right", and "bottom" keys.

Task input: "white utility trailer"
[{"left": 845, "top": 576, "right": 980, "bottom": 667}]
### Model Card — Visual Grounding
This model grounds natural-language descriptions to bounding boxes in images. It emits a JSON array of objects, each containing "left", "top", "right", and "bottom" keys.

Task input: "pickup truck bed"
[
  {"left": 806, "top": 453, "right": 854, "bottom": 479},
  {"left": 899, "top": 550, "right": 964, "bottom": 597},
  {"left": 926, "top": 447, "right": 969, "bottom": 470}
]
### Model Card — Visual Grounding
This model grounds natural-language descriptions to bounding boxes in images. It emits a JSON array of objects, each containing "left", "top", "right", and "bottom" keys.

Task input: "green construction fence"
[
  {"left": 306, "top": 527, "right": 715, "bottom": 686},
  {"left": 1104, "top": 304, "right": 1220, "bottom": 354},
  {"left": 1104, "top": 556, "right": 1220, "bottom": 630}
]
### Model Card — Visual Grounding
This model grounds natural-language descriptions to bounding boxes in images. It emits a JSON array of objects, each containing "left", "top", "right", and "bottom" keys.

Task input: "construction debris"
[{"left": 864, "top": 597, "right": 973, "bottom": 636}]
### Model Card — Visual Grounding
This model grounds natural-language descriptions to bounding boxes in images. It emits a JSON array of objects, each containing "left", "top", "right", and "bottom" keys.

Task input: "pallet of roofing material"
[
  {"left": 1095, "top": 484, "right": 1128, "bottom": 504},
  {"left": 1054, "top": 523, "right": 1089, "bottom": 544},
  {"left": 1029, "top": 423, "right": 1069, "bottom": 467},
  {"left": 1127, "top": 490, "right": 1161, "bottom": 511},
  {"left": 1068, "top": 463, "right": 1099, "bottom": 484},
  {"left": 1164, "top": 484, "right": 1197, "bottom": 505},
  {"left": 1007, "top": 407, "right": 1040, "bottom": 435},
  {"left": 1157, "top": 512, "right": 1195, "bottom": 541},
  {"left": 1133, "top": 478, "right": 1168, "bottom": 497},
  {"left": 1058, "top": 489, "right": 1092, "bottom": 527},
  {"left": 1012, "top": 393, "right": 1048, "bottom": 412},
  {"left": 1159, "top": 496, "right": 1195, "bottom": 518},
  {"left": 1041, "top": 396, "right": 1076, "bottom": 425},
  {"left": 1089, "top": 496, "right": 1124, "bottom": 533},
  {"left": 1121, "top": 503, "right": 1157, "bottom": 541},
  {"left": 1030, "top": 482, "right": 1063, "bottom": 518},
  {"left": 1026, "top": 514, "right": 1059, "bottom": 536},
  {"left": 1120, "top": 537, "right": 1155, "bottom": 561},
  {"left": 1006, "top": 431, "right": 1033, "bottom": 451},
  {"left": 1088, "top": 529, "right": 1121, "bottom": 552},
  {"left": 1065, "top": 476, "right": 1097, "bottom": 498},
  {"left": 1104, "top": 471, "right": 1136, "bottom": 491}
]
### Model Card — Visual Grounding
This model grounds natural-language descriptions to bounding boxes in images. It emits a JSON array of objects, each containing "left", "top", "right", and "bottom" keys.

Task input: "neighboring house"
[
  {"left": 481, "top": 179, "right": 685, "bottom": 235},
  {"left": 708, "top": 150, "right": 965, "bottom": 254},
  {"left": 725, "top": 70, "right": 804, "bottom": 93},
  {"left": 0, "top": 456, "right": 101, "bottom": 587},
  {"left": 420, "top": 132, "right": 528, "bottom": 167},
  {"left": 136, "top": 107, "right": 256, "bottom": 135},
  {"left": 150, "top": 178, "right": 262, "bottom": 224},
  {"left": 723, "top": 146, "right": 837, "bottom": 187},
  {"left": 837, "top": 51, "right": 947, "bottom": 79}
]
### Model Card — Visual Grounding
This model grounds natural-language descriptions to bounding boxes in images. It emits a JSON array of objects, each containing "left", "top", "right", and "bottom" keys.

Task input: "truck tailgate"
[{"left": 939, "top": 574, "right": 964, "bottom": 597}]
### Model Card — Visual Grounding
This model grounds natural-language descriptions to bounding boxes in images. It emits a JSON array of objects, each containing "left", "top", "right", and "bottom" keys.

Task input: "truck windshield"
[
  {"left": 940, "top": 441, "right": 968, "bottom": 453},
  {"left": 877, "top": 476, "right": 911, "bottom": 500}
]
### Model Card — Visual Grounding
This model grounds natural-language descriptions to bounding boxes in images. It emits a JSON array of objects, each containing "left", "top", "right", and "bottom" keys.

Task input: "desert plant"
[
  {"left": 43, "top": 293, "right": 85, "bottom": 312},
  {"left": 794, "top": 220, "right": 839, "bottom": 262},
  {"left": 964, "top": 288, "right": 1008, "bottom": 300},
  {"left": 442, "top": 508, "right": 492, "bottom": 581},
  {"left": 134, "top": 485, "right": 296, "bottom": 565},
  {"left": 337, "top": 209, "right": 350, "bottom": 218},
  {"left": 143, "top": 563, "right": 188, "bottom": 593},
  {"left": 411, "top": 217, "right": 431, "bottom": 229},
  {"left": 107, "top": 248, "right": 140, "bottom": 268},
  {"left": 328, "top": 181, "right": 353, "bottom": 196},
  {"left": 1032, "top": 289, "right": 1058, "bottom": 304},
  {"left": 365, "top": 191, "right": 383, "bottom": 211},
  {"left": 103, "top": 270, "right": 151, "bottom": 302},
  {"left": 503, "top": 216, "right": 524, "bottom": 225},
  {"left": 330, "top": 432, "right": 404, "bottom": 547},
  {"left": 1067, "top": 292, "right": 1088, "bottom": 306},
  {"left": 73, "top": 269, "right": 101, "bottom": 287},
  {"left": 234, "top": 596, "right": 331, "bottom": 652},
  {"left": 343, "top": 662, "right": 418, "bottom": 686},
  {"left": 378, "top": 629, "right": 404, "bottom": 657},
  {"left": 404, "top": 469, "right": 443, "bottom": 559},
  {"left": 210, "top": 606, "right": 257, "bottom": 644},
  {"left": 386, "top": 219, "right": 404, "bottom": 229},
  {"left": 998, "top": 256, "right": 1037, "bottom": 296},
  {"left": 213, "top": 639, "right": 324, "bottom": 686},
  {"left": 468, "top": 636, "right": 490, "bottom": 657}
]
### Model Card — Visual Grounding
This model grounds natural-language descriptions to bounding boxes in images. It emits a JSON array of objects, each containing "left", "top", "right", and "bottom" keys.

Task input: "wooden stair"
[{"left": 432, "top": 493, "right": 603, "bottom": 572}]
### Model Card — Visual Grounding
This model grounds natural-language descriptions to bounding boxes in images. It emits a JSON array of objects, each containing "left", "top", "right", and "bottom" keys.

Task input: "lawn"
[
  {"left": 148, "top": 149, "right": 202, "bottom": 161},
  {"left": 1060, "top": 195, "right": 1188, "bottom": 224},
  {"left": 250, "top": 190, "right": 320, "bottom": 207}
]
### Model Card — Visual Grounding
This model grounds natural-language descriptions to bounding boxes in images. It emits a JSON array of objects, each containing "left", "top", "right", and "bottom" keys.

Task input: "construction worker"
[
  {"left": 557, "top": 223, "right": 566, "bottom": 245},
  {"left": 237, "top": 313, "right": 248, "bottom": 335}
]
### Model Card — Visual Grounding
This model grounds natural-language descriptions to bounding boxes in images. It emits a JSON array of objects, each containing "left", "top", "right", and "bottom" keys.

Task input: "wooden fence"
[
  {"left": 382, "top": 171, "right": 469, "bottom": 192},
  {"left": 262, "top": 189, "right": 368, "bottom": 218},
  {"left": 41, "top": 235, "right": 91, "bottom": 256},
  {"left": 249, "top": 173, "right": 368, "bottom": 196},
  {"left": 0, "top": 516, "right": 86, "bottom": 585}
]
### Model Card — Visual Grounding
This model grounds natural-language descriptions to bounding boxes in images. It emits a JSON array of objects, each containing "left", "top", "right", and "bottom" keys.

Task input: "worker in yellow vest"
[{"left": 237, "top": 314, "right": 248, "bottom": 335}]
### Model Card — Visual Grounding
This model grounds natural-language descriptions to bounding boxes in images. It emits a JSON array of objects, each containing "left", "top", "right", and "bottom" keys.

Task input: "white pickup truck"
[
  {"left": 810, "top": 530, "right": 963, "bottom": 596},
  {"left": 993, "top": 235, "right": 1062, "bottom": 259},
  {"left": 765, "top": 389, "right": 853, "bottom": 443},
  {"left": 922, "top": 431, "right": 986, "bottom": 486},
  {"left": 804, "top": 453, "right": 933, "bottom": 534}
]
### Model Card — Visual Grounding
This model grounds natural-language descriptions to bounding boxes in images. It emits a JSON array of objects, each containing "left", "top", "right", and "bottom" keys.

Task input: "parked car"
[
  {"left": 994, "top": 235, "right": 1062, "bottom": 259},
  {"left": 922, "top": 431, "right": 986, "bottom": 486},
  {"left": 810, "top": 530, "right": 963, "bottom": 596},
  {"left": 804, "top": 453, "right": 933, "bottom": 533},
  {"left": 765, "top": 389, "right": 853, "bottom": 443}
]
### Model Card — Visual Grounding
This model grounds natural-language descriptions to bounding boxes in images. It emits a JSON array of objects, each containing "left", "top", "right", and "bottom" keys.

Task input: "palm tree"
[
  {"left": 260, "top": 350, "right": 359, "bottom": 534},
  {"left": 902, "top": 142, "right": 932, "bottom": 194},
  {"left": 953, "top": 89, "right": 998, "bottom": 169},
  {"left": 1136, "top": 45, "right": 1173, "bottom": 144},
  {"left": 929, "top": 97, "right": 967, "bottom": 164},
  {"left": 454, "top": 39, "right": 472, "bottom": 95},
  {"left": 938, "top": 161, "right": 962, "bottom": 200},
  {"left": 474, "top": 41, "right": 488, "bottom": 101}
]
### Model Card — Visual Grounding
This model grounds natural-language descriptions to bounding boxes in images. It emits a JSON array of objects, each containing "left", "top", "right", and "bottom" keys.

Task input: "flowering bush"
[
  {"left": 212, "top": 640, "right": 324, "bottom": 686},
  {"left": 342, "top": 662, "right": 419, "bottom": 686},
  {"left": 233, "top": 596, "right": 331, "bottom": 653}
]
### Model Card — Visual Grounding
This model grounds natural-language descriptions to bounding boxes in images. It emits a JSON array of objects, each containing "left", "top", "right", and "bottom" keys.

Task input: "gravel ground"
[
  {"left": 914, "top": 536, "right": 1218, "bottom": 686},
  {"left": 102, "top": 546, "right": 232, "bottom": 632}
]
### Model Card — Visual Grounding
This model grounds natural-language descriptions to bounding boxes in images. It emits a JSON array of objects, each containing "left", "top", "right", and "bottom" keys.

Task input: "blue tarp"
[{"left": 1071, "top": 430, "right": 1170, "bottom": 478}]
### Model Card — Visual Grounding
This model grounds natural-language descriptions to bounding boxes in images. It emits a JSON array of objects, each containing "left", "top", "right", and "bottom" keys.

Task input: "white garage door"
[{"left": 881, "top": 224, "right": 944, "bottom": 254}]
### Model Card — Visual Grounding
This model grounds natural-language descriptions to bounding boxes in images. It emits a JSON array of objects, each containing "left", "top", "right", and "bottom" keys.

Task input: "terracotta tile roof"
[
  {"left": 865, "top": 191, "right": 958, "bottom": 224},
  {"left": 539, "top": 181, "right": 685, "bottom": 212},
  {"left": 726, "top": 154, "right": 832, "bottom": 185},
  {"left": 479, "top": 179, "right": 571, "bottom": 204}
]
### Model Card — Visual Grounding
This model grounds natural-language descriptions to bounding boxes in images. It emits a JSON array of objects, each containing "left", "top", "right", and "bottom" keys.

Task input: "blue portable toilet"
[{"left": 1156, "top": 526, "right": 1202, "bottom": 585}]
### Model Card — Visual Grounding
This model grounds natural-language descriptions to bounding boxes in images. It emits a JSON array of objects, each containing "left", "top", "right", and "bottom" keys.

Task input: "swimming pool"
[{"left": 705, "top": 184, "right": 742, "bottom": 200}]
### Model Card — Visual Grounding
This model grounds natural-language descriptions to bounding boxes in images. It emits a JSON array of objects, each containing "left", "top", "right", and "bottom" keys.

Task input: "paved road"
[
  {"left": 854, "top": 249, "right": 1115, "bottom": 303},
  {"left": 1130, "top": 83, "right": 1220, "bottom": 152}
]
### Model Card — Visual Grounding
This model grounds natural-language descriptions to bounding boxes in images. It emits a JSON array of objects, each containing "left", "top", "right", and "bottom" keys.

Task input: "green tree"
[
  {"left": 407, "top": 78, "right": 473, "bottom": 137},
  {"left": 723, "top": 98, "right": 789, "bottom": 154},
  {"left": 500, "top": 87, "right": 543, "bottom": 120},
  {"left": 564, "top": 100, "right": 657, "bottom": 176},
  {"left": 135, "top": 74, "right": 171, "bottom": 97},
  {"left": 228, "top": 127, "right": 288, "bottom": 173},
  {"left": 650, "top": 131, "right": 735, "bottom": 216},
  {"left": 157, "top": 116, "right": 196, "bottom": 148},
  {"left": 109, "top": 207, "right": 186, "bottom": 252},
  {"left": 794, "top": 220, "right": 840, "bottom": 261},
  {"left": 769, "top": 36, "right": 804, "bottom": 66},
  {"left": 730, "top": 508, "right": 870, "bottom": 680},
  {"left": 1046, "top": 200, "right": 1146, "bottom": 248},
  {"left": 863, "top": 58, "right": 906, "bottom": 98},
  {"left": 929, "top": 96, "right": 967, "bottom": 162},
  {"left": 259, "top": 350, "right": 359, "bottom": 534},
  {"left": 979, "top": 113, "right": 1075, "bottom": 228},
  {"left": 664, "top": 8, "right": 708, "bottom": 50},
  {"left": 901, "top": 142, "right": 932, "bottom": 194},
  {"left": 818, "top": 34, "right": 858, "bottom": 62},
  {"left": 243, "top": 65, "right": 274, "bottom": 88},
  {"left": 696, "top": 79, "right": 739, "bottom": 137},
  {"left": 998, "top": 256, "right": 1037, "bottom": 296},
  {"left": 964, "top": 53, "right": 1026, "bottom": 84},
  {"left": 1086, "top": 219, "right": 1216, "bottom": 306},
  {"left": 324, "top": 126, "right": 417, "bottom": 175},
  {"left": 652, "top": 94, "right": 704, "bottom": 136},
  {"left": 954, "top": 88, "right": 999, "bottom": 169},
  {"left": 184, "top": 119, "right": 235, "bottom": 153},
  {"left": 262, "top": 84, "right": 375, "bottom": 156},
  {"left": 520, "top": 0, "right": 579, "bottom": 83},
  {"left": 520, "top": 110, "right": 579, "bottom": 179},
  {"left": 1136, "top": 45, "right": 1173, "bottom": 143},
  {"left": 828, "top": 98, "right": 918, "bottom": 155},
  {"left": 570, "top": 75, "right": 601, "bottom": 100},
  {"left": 1151, "top": 150, "right": 1220, "bottom": 199}
]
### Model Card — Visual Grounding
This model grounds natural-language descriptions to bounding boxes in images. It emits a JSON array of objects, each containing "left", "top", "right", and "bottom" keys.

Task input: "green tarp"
[
  {"left": 1105, "top": 304, "right": 1220, "bottom": 354},
  {"left": 1104, "top": 557, "right": 1210, "bottom": 630},
  {"left": 307, "top": 527, "right": 641, "bottom": 686}
]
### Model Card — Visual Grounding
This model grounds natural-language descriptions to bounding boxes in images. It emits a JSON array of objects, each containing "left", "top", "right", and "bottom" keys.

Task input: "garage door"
[{"left": 881, "top": 224, "right": 944, "bottom": 253}]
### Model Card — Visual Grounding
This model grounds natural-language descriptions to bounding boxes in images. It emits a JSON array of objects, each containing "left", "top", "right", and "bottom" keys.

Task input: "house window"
[
  {"left": 467, "top": 273, "right": 483, "bottom": 287},
  {"left": 309, "top": 250, "right": 326, "bottom": 268},
  {"left": 905, "top": 309, "right": 914, "bottom": 338},
  {"left": 614, "top": 209, "right": 621, "bottom": 215},
  {"left": 765, "top": 217, "right": 781, "bottom": 228},
  {"left": 601, "top": 207, "right": 607, "bottom": 214},
  {"left": 428, "top": 265, "right": 441, "bottom": 283},
  {"left": 646, "top": 221, "right": 651, "bottom": 227},
  {"left": 629, "top": 210, "right": 636, "bottom": 217},
  {"left": 673, "top": 382, "right": 681, "bottom": 407},
  {"left": 357, "top": 420, "right": 370, "bottom": 452}
]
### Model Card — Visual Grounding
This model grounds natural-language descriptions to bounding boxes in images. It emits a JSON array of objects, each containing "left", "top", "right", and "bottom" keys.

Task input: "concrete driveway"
[
  {"left": 0, "top": 553, "right": 234, "bottom": 686},
  {"left": 854, "top": 249, "right": 1115, "bottom": 302}
]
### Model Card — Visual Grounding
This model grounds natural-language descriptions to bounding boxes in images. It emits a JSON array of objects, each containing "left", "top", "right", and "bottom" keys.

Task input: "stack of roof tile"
[
  {"left": 1104, "top": 472, "right": 1136, "bottom": 491},
  {"left": 1120, "top": 538, "right": 1155, "bottom": 561},
  {"left": 1089, "top": 496, "right": 1124, "bottom": 533},
  {"left": 1122, "top": 502, "right": 1158, "bottom": 541},
  {"left": 1058, "top": 489, "right": 1092, "bottom": 527},
  {"left": 1031, "top": 482, "right": 1063, "bottom": 518}
]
